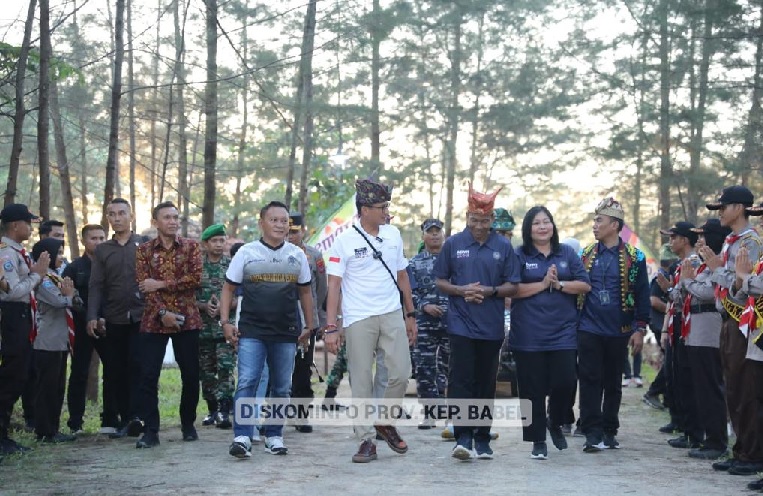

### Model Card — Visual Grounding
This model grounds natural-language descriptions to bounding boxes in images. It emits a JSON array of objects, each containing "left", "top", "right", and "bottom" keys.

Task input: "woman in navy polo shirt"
[{"left": 511, "top": 206, "right": 591, "bottom": 460}]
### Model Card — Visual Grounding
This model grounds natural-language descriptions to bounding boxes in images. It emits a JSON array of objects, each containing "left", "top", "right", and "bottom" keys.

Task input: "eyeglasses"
[{"left": 366, "top": 204, "right": 390, "bottom": 212}]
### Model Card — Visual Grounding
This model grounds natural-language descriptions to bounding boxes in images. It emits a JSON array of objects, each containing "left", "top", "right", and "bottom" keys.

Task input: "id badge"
[{"left": 598, "top": 290, "right": 611, "bottom": 305}]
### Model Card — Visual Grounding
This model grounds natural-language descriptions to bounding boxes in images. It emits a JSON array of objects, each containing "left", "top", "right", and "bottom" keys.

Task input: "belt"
[
  {"left": 0, "top": 301, "right": 31, "bottom": 308},
  {"left": 690, "top": 303, "right": 718, "bottom": 314}
]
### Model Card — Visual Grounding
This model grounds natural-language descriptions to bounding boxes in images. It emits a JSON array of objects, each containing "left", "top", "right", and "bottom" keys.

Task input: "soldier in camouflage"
[
  {"left": 196, "top": 224, "right": 235, "bottom": 429},
  {"left": 407, "top": 218, "right": 450, "bottom": 429}
]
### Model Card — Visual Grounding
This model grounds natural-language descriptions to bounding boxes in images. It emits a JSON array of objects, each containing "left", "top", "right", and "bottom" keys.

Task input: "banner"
[
  {"left": 307, "top": 194, "right": 358, "bottom": 254},
  {"left": 621, "top": 223, "right": 659, "bottom": 279}
]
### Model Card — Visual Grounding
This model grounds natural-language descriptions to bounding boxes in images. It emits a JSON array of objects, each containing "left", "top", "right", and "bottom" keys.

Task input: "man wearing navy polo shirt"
[
  {"left": 434, "top": 184, "right": 520, "bottom": 461},
  {"left": 577, "top": 197, "right": 650, "bottom": 453}
]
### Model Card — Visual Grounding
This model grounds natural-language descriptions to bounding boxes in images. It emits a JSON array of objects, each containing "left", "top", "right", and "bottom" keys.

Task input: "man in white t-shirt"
[{"left": 325, "top": 179, "right": 418, "bottom": 463}]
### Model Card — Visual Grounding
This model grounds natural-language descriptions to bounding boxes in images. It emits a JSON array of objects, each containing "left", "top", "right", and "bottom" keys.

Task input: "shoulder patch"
[
  {"left": 3, "top": 260, "right": 13, "bottom": 272},
  {"left": 42, "top": 279, "right": 55, "bottom": 288}
]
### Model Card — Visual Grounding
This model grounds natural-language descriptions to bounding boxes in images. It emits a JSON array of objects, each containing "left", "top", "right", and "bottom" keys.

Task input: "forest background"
[{"left": 1, "top": 0, "right": 762, "bottom": 257}]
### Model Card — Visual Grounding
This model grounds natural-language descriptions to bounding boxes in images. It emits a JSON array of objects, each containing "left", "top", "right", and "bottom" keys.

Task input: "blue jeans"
[{"left": 233, "top": 338, "right": 295, "bottom": 439}]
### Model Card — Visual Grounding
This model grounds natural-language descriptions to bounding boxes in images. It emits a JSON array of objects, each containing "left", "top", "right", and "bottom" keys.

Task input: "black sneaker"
[
  {"left": 603, "top": 433, "right": 620, "bottom": 449},
  {"left": 202, "top": 412, "right": 217, "bottom": 426},
  {"left": 583, "top": 437, "right": 605, "bottom": 453},
  {"left": 136, "top": 432, "right": 160, "bottom": 449},
  {"left": 667, "top": 436, "right": 701, "bottom": 449},
  {"left": 712, "top": 458, "right": 737, "bottom": 471},
  {"left": 294, "top": 424, "right": 313, "bottom": 433},
  {"left": 126, "top": 418, "right": 144, "bottom": 437},
  {"left": 642, "top": 393, "right": 665, "bottom": 410},
  {"left": 549, "top": 426, "right": 568, "bottom": 450},
  {"left": 747, "top": 479, "right": 763, "bottom": 491},
  {"left": 182, "top": 426, "right": 198, "bottom": 441},
  {"left": 0, "top": 438, "right": 31, "bottom": 455},
  {"left": 728, "top": 461, "right": 763, "bottom": 476},
  {"left": 561, "top": 424, "right": 572, "bottom": 435},
  {"left": 688, "top": 447, "right": 726, "bottom": 460},
  {"left": 530, "top": 441, "right": 548, "bottom": 460},
  {"left": 658, "top": 422, "right": 677, "bottom": 434}
]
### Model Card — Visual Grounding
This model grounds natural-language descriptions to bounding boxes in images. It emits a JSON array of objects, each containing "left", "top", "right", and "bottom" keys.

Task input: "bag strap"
[{"left": 352, "top": 225, "right": 401, "bottom": 292}]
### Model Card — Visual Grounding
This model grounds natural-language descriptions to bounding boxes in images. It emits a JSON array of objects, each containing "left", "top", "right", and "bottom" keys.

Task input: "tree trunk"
[
  {"left": 127, "top": 0, "right": 137, "bottom": 231},
  {"left": 468, "top": 12, "right": 485, "bottom": 185},
  {"left": 686, "top": 0, "right": 714, "bottom": 223},
  {"left": 50, "top": 77, "right": 81, "bottom": 257},
  {"left": 78, "top": 112, "right": 89, "bottom": 224},
  {"left": 285, "top": 36, "right": 306, "bottom": 208},
  {"left": 444, "top": 13, "right": 462, "bottom": 237},
  {"left": 742, "top": 4, "right": 763, "bottom": 185},
  {"left": 202, "top": 0, "right": 218, "bottom": 228},
  {"left": 658, "top": 0, "right": 672, "bottom": 231},
  {"left": 298, "top": 0, "right": 317, "bottom": 214},
  {"left": 6, "top": 0, "right": 37, "bottom": 206},
  {"left": 101, "top": 0, "right": 126, "bottom": 230},
  {"left": 370, "top": 0, "right": 381, "bottom": 175},
  {"left": 150, "top": 0, "right": 162, "bottom": 210},
  {"left": 38, "top": 0, "right": 52, "bottom": 220},
  {"left": 174, "top": 0, "right": 189, "bottom": 236},
  {"left": 232, "top": 9, "right": 249, "bottom": 238}
]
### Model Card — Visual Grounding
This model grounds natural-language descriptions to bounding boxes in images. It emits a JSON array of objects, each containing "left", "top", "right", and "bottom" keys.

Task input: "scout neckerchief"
[
  {"left": 47, "top": 272, "right": 76, "bottom": 354},
  {"left": 739, "top": 260, "right": 763, "bottom": 339},
  {"left": 715, "top": 229, "right": 752, "bottom": 302},
  {"left": 579, "top": 239, "right": 639, "bottom": 324},
  {"left": 680, "top": 262, "right": 707, "bottom": 340},
  {"left": 14, "top": 246, "right": 38, "bottom": 344}
]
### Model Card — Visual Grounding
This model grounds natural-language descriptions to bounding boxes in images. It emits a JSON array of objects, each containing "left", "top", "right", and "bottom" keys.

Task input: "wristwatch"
[
  {"left": 558, "top": 281, "right": 566, "bottom": 291},
  {"left": 406, "top": 311, "right": 416, "bottom": 318},
  {"left": 218, "top": 319, "right": 235, "bottom": 327},
  {"left": 491, "top": 287, "right": 498, "bottom": 297}
]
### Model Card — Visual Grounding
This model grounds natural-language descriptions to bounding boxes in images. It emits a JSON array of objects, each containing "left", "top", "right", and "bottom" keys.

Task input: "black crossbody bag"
[{"left": 352, "top": 225, "right": 406, "bottom": 312}]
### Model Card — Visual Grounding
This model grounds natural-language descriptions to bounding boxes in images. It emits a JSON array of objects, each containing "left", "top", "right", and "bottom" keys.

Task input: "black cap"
[
  {"left": 746, "top": 203, "right": 763, "bottom": 217},
  {"left": 706, "top": 186, "right": 754, "bottom": 210},
  {"left": 421, "top": 218, "right": 444, "bottom": 231},
  {"left": 691, "top": 218, "right": 731, "bottom": 237},
  {"left": 0, "top": 203, "right": 40, "bottom": 223},
  {"left": 660, "top": 221, "right": 698, "bottom": 245},
  {"left": 289, "top": 213, "right": 304, "bottom": 231}
]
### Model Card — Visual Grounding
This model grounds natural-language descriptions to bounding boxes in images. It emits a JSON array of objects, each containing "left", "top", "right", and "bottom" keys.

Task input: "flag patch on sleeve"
[{"left": 329, "top": 256, "right": 340, "bottom": 263}]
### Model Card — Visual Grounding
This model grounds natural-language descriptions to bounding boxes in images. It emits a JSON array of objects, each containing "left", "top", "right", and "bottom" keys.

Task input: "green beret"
[
  {"left": 492, "top": 208, "right": 515, "bottom": 231},
  {"left": 201, "top": 224, "right": 226, "bottom": 241}
]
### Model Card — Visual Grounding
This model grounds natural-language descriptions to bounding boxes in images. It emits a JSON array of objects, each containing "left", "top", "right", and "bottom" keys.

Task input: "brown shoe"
[
  {"left": 374, "top": 425, "right": 408, "bottom": 454},
  {"left": 351, "top": 440, "right": 377, "bottom": 463}
]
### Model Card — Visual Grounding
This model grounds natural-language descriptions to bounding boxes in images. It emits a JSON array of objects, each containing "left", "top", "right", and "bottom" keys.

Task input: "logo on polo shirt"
[
  {"left": 456, "top": 249, "right": 470, "bottom": 259},
  {"left": 525, "top": 262, "right": 539, "bottom": 269},
  {"left": 287, "top": 255, "right": 299, "bottom": 266},
  {"left": 559, "top": 261, "right": 568, "bottom": 269},
  {"left": 493, "top": 252, "right": 500, "bottom": 260}
]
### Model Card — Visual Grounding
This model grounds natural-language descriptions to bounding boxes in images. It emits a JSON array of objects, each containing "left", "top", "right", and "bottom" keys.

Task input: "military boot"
[{"left": 216, "top": 399, "right": 232, "bottom": 429}]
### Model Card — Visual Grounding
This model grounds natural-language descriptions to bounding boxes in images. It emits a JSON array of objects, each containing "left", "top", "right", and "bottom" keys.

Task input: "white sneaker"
[
  {"left": 441, "top": 424, "right": 455, "bottom": 440},
  {"left": 98, "top": 427, "right": 118, "bottom": 435},
  {"left": 634, "top": 377, "right": 643, "bottom": 388},
  {"left": 250, "top": 432, "right": 261, "bottom": 444},
  {"left": 264, "top": 436, "right": 288, "bottom": 455},
  {"left": 622, "top": 378, "right": 630, "bottom": 387},
  {"left": 451, "top": 443, "right": 475, "bottom": 461},
  {"left": 229, "top": 435, "right": 252, "bottom": 458}
]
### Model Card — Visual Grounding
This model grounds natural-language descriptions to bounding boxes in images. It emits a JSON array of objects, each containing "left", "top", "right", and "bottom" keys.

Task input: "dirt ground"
[{"left": 0, "top": 369, "right": 756, "bottom": 496}]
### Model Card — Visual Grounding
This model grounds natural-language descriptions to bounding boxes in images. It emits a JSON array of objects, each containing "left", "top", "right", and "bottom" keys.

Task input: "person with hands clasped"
[
  {"left": 700, "top": 186, "right": 763, "bottom": 476},
  {"left": 510, "top": 206, "right": 591, "bottom": 460},
  {"left": 30, "top": 237, "right": 78, "bottom": 444},
  {"left": 433, "top": 184, "right": 520, "bottom": 462},
  {"left": 221, "top": 201, "right": 315, "bottom": 459}
]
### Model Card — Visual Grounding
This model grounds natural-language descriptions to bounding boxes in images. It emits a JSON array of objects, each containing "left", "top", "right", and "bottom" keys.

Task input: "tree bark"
[
  {"left": 127, "top": 0, "right": 137, "bottom": 231},
  {"left": 149, "top": 0, "right": 162, "bottom": 210},
  {"left": 658, "top": 0, "right": 672, "bottom": 231},
  {"left": 468, "top": 12, "right": 485, "bottom": 186},
  {"left": 370, "top": 0, "right": 381, "bottom": 175},
  {"left": 38, "top": 0, "right": 52, "bottom": 220},
  {"left": 202, "top": 0, "right": 218, "bottom": 228},
  {"left": 174, "top": 0, "right": 189, "bottom": 236},
  {"left": 232, "top": 8, "right": 250, "bottom": 238},
  {"left": 50, "top": 77, "right": 81, "bottom": 257},
  {"left": 444, "top": 12, "right": 462, "bottom": 237},
  {"left": 742, "top": 4, "right": 763, "bottom": 184},
  {"left": 101, "top": 0, "right": 126, "bottom": 230},
  {"left": 6, "top": 0, "right": 37, "bottom": 206},
  {"left": 298, "top": 0, "right": 317, "bottom": 213}
]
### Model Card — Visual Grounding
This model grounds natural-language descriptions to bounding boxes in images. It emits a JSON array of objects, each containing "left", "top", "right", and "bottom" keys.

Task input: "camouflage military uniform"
[
  {"left": 408, "top": 249, "right": 450, "bottom": 399},
  {"left": 197, "top": 254, "right": 235, "bottom": 404},
  {"left": 325, "top": 342, "right": 348, "bottom": 390}
]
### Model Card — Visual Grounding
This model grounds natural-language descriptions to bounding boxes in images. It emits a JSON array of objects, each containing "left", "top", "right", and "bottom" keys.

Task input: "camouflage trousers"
[
  {"left": 412, "top": 333, "right": 450, "bottom": 399},
  {"left": 199, "top": 339, "right": 236, "bottom": 403},
  {"left": 325, "top": 342, "right": 348, "bottom": 390}
]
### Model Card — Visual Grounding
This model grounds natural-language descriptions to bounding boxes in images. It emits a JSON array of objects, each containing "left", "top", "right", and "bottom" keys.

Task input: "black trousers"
[
  {"left": 291, "top": 333, "right": 315, "bottom": 420},
  {"left": 100, "top": 322, "right": 140, "bottom": 427},
  {"left": 687, "top": 345, "right": 727, "bottom": 451},
  {"left": 136, "top": 330, "right": 199, "bottom": 434},
  {"left": 0, "top": 302, "right": 33, "bottom": 436},
  {"left": 66, "top": 316, "right": 109, "bottom": 430},
  {"left": 32, "top": 349, "right": 67, "bottom": 438},
  {"left": 514, "top": 349, "right": 577, "bottom": 443},
  {"left": 577, "top": 331, "right": 629, "bottom": 440},
  {"left": 447, "top": 334, "right": 503, "bottom": 443},
  {"left": 21, "top": 351, "right": 36, "bottom": 424},
  {"left": 673, "top": 337, "right": 702, "bottom": 442}
]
